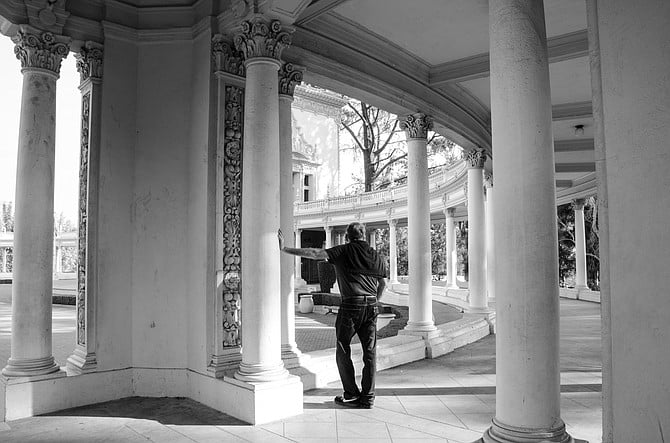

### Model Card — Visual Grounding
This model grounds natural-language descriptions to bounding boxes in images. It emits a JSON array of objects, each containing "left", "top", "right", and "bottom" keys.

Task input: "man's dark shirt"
[{"left": 326, "top": 240, "right": 388, "bottom": 299}]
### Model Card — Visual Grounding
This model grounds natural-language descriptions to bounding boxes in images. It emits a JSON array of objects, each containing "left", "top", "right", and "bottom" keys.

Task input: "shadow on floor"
[{"left": 45, "top": 397, "right": 247, "bottom": 426}]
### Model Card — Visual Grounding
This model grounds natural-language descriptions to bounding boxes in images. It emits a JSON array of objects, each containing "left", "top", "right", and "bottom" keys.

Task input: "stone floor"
[{"left": 0, "top": 292, "right": 603, "bottom": 442}]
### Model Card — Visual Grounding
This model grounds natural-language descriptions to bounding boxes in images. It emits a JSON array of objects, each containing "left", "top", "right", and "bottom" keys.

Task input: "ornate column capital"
[
  {"left": 12, "top": 26, "right": 70, "bottom": 76},
  {"left": 278, "top": 63, "right": 304, "bottom": 97},
  {"left": 444, "top": 207, "right": 456, "bottom": 218},
  {"left": 233, "top": 16, "right": 293, "bottom": 62},
  {"left": 75, "top": 42, "right": 103, "bottom": 84},
  {"left": 465, "top": 147, "right": 486, "bottom": 169},
  {"left": 212, "top": 34, "right": 245, "bottom": 76},
  {"left": 484, "top": 171, "right": 493, "bottom": 188},
  {"left": 400, "top": 113, "right": 433, "bottom": 140},
  {"left": 572, "top": 198, "right": 586, "bottom": 210},
  {"left": 388, "top": 218, "right": 397, "bottom": 228}
]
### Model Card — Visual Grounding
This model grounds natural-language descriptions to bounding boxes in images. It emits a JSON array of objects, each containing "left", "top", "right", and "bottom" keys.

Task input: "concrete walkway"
[{"left": 0, "top": 295, "right": 603, "bottom": 442}]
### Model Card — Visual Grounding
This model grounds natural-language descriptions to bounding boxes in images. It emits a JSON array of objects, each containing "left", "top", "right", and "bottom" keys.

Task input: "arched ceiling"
[{"left": 0, "top": 0, "right": 597, "bottom": 198}]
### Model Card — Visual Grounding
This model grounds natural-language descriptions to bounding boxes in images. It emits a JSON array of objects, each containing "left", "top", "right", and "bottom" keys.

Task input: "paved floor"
[{"left": 0, "top": 284, "right": 603, "bottom": 442}]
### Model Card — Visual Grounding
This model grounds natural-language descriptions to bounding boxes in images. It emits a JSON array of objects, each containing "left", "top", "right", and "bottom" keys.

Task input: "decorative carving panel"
[
  {"left": 278, "top": 63, "right": 303, "bottom": 96},
  {"left": 75, "top": 43, "right": 103, "bottom": 83},
  {"left": 12, "top": 28, "right": 69, "bottom": 75},
  {"left": 212, "top": 34, "right": 245, "bottom": 76},
  {"left": 77, "top": 91, "right": 90, "bottom": 346},
  {"left": 222, "top": 85, "right": 244, "bottom": 348},
  {"left": 400, "top": 113, "right": 433, "bottom": 140}
]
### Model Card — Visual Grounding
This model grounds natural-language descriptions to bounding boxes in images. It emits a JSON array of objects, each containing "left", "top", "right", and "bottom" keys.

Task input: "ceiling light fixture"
[{"left": 574, "top": 124, "right": 585, "bottom": 137}]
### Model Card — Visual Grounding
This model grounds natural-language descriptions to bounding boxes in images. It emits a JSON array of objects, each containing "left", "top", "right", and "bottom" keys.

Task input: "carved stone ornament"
[
  {"left": 484, "top": 172, "right": 493, "bottom": 188},
  {"left": 12, "top": 28, "right": 70, "bottom": 75},
  {"left": 75, "top": 43, "right": 103, "bottom": 83},
  {"left": 278, "top": 63, "right": 303, "bottom": 96},
  {"left": 212, "top": 34, "right": 245, "bottom": 76},
  {"left": 572, "top": 198, "right": 586, "bottom": 210},
  {"left": 465, "top": 147, "right": 486, "bottom": 169},
  {"left": 446, "top": 207, "right": 456, "bottom": 218},
  {"left": 400, "top": 113, "right": 433, "bottom": 140},
  {"left": 233, "top": 16, "right": 293, "bottom": 61},
  {"left": 222, "top": 85, "right": 244, "bottom": 348},
  {"left": 77, "top": 92, "right": 91, "bottom": 346}
]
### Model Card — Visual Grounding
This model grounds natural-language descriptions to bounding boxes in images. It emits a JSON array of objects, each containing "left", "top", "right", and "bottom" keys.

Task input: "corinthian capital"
[
  {"left": 484, "top": 171, "right": 493, "bottom": 188},
  {"left": 212, "top": 34, "right": 245, "bottom": 76},
  {"left": 465, "top": 147, "right": 486, "bottom": 169},
  {"left": 75, "top": 42, "right": 103, "bottom": 83},
  {"left": 234, "top": 16, "right": 293, "bottom": 62},
  {"left": 278, "top": 63, "right": 304, "bottom": 96},
  {"left": 400, "top": 113, "right": 433, "bottom": 140},
  {"left": 12, "top": 26, "right": 70, "bottom": 76},
  {"left": 572, "top": 198, "right": 586, "bottom": 210}
]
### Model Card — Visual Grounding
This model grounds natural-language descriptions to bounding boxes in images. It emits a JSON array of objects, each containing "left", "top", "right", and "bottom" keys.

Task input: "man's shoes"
[
  {"left": 334, "top": 395, "right": 374, "bottom": 409},
  {"left": 334, "top": 395, "right": 360, "bottom": 407}
]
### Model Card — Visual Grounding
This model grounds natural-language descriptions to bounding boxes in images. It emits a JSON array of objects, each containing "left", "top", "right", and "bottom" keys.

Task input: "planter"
[{"left": 298, "top": 294, "right": 314, "bottom": 313}]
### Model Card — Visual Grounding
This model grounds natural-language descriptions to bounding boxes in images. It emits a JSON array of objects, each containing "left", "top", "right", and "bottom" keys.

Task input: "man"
[{"left": 278, "top": 222, "right": 387, "bottom": 409}]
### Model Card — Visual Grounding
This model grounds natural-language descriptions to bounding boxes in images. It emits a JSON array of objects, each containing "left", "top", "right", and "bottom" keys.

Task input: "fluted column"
[
  {"left": 484, "top": 1, "right": 575, "bottom": 441},
  {"left": 466, "top": 148, "right": 488, "bottom": 312},
  {"left": 485, "top": 173, "right": 495, "bottom": 300},
  {"left": 572, "top": 198, "right": 588, "bottom": 291},
  {"left": 388, "top": 219, "right": 398, "bottom": 284},
  {"left": 401, "top": 114, "right": 436, "bottom": 332},
  {"left": 444, "top": 208, "right": 458, "bottom": 290},
  {"left": 67, "top": 42, "right": 103, "bottom": 375},
  {"left": 234, "top": 16, "right": 292, "bottom": 382},
  {"left": 279, "top": 63, "right": 304, "bottom": 366},
  {"left": 3, "top": 27, "right": 70, "bottom": 377}
]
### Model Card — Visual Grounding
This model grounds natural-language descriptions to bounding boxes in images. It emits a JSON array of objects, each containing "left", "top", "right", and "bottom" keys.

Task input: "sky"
[{"left": 0, "top": 35, "right": 81, "bottom": 223}]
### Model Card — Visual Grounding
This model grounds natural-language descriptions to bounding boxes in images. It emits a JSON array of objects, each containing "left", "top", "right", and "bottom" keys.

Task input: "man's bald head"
[{"left": 346, "top": 222, "right": 366, "bottom": 242}]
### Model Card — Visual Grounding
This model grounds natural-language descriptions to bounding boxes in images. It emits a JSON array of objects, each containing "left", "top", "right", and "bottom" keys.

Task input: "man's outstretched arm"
[
  {"left": 376, "top": 277, "right": 387, "bottom": 299},
  {"left": 278, "top": 229, "right": 329, "bottom": 260}
]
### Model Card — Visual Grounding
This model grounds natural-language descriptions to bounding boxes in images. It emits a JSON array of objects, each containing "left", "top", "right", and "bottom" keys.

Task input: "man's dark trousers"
[{"left": 335, "top": 301, "right": 377, "bottom": 406}]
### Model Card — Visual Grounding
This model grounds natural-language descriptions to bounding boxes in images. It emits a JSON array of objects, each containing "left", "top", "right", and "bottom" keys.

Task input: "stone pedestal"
[
  {"left": 484, "top": 1, "right": 576, "bottom": 441},
  {"left": 401, "top": 113, "right": 436, "bottom": 332},
  {"left": 3, "top": 27, "right": 70, "bottom": 377}
]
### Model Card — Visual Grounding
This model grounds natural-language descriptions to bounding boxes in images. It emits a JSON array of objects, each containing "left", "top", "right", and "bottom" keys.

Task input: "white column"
[
  {"left": 55, "top": 245, "right": 63, "bottom": 274},
  {"left": 279, "top": 63, "right": 303, "bottom": 365},
  {"left": 292, "top": 171, "right": 302, "bottom": 202},
  {"left": 324, "top": 226, "right": 332, "bottom": 248},
  {"left": 294, "top": 228, "right": 304, "bottom": 287},
  {"left": 401, "top": 114, "right": 436, "bottom": 332},
  {"left": 573, "top": 198, "right": 588, "bottom": 291},
  {"left": 444, "top": 208, "right": 458, "bottom": 290},
  {"left": 234, "top": 18, "right": 290, "bottom": 383},
  {"left": 368, "top": 229, "right": 376, "bottom": 249},
  {"left": 466, "top": 148, "right": 488, "bottom": 312},
  {"left": 388, "top": 219, "right": 398, "bottom": 284},
  {"left": 485, "top": 174, "right": 495, "bottom": 300},
  {"left": 485, "top": 1, "right": 574, "bottom": 441},
  {"left": 3, "top": 27, "right": 70, "bottom": 377}
]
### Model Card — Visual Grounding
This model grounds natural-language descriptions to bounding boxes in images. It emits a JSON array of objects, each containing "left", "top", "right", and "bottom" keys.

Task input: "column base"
[
  {"left": 281, "top": 344, "right": 310, "bottom": 369},
  {"left": 403, "top": 320, "right": 437, "bottom": 333},
  {"left": 208, "top": 350, "right": 243, "bottom": 378},
  {"left": 2, "top": 356, "right": 60, "bottom": 377},
  {"left": 479, "top": 418, "right": 587, "bottom": 443},
  {"left": 66, "top": 347, "right": 97, "bottom": 375},
  {"left": 222, "top": 374, "right": 303, "bottom": 424},
  {"left": 235, "top": 361, "right": 289, "bottom": 382}
]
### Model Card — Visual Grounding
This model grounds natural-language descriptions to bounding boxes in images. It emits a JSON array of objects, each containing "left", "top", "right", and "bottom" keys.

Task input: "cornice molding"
[
  {"left": 554, "top": 139, "right": 594, "bottom": 152},
  {"left": 552, "top": 101, "right": 593, "bottom": 121},
  {"left": 430, "top": 29, "right": 589, "bottom": 85},
  {"left": 295, "top": 0, "right": 349, "bottom": 25},
  {"left": 101, "top": 20, "right": 138, "bottom": 43},
  {"left": 555, "top": 162, "right": 595, "bottom": 173},
  {"left": 294, "top": 84, "right": 348, "bottom": 109}
]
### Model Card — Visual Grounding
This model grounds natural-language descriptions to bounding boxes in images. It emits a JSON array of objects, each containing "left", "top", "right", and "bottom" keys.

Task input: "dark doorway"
[{"left": 300, "top": 229, "right": 325, "bottom": 284}]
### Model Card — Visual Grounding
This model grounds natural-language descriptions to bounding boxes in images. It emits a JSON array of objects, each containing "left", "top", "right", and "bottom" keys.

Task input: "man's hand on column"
[{"left": 277, "top": 229, "right": 285, "bottom": 251}]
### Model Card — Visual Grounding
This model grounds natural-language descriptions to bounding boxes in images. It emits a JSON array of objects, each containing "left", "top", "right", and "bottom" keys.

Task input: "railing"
[{"left": 294, "top": 161, "right": 468, "bottom": 216}]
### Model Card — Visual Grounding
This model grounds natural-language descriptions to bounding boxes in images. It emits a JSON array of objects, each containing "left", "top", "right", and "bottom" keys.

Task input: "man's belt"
[{"left": 341, "top": 295, "right": 377, "bottom": 305}]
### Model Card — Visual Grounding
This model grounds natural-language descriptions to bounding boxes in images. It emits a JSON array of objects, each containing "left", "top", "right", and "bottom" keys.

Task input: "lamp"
[{"left": 574, "top": 124, "right": 585, "bottom": 137}]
